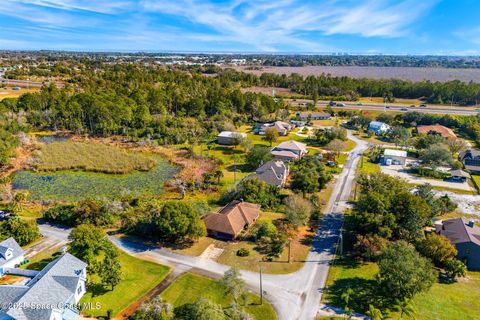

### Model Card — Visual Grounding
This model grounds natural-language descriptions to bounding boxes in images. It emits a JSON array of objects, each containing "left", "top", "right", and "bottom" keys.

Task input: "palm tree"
[
  {"left": 366, "top": 304, "right": 384, "bottom": 320},
  {"left": 213, "top": 170, "right": 224, "bottom": 185}
]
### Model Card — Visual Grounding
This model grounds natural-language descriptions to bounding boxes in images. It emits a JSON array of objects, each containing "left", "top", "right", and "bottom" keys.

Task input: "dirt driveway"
[{"left": 381, "top": 164, "right": 475, "bottom": 192}]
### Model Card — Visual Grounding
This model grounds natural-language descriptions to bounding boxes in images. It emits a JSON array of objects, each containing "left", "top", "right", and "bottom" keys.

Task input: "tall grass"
[{"left": 34, "top": 141, "right": 155, "bottom": 174}]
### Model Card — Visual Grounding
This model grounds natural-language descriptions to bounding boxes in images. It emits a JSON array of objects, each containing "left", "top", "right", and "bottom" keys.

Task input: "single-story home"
[
  {"left": 0, "top": 238, "right": 24, "bottom": 277},
  {"left": 271, "top": 140, "right": 308, "bottom": 161},
  {"left": 258, "top": 121, "right": 292, "bottom": 136},
  {"left": 436, "top": 218, "right": 480, "bottom": 271},
  {"left": 296, "top": 111, "right": 331, "bottom": 121},
  {"left": 449, "top": 169, "right": 469, "bottom": 182},
  {"left": 0, "top": 252, "right": 87, "bottom": 320},
  {"left": 417, "top": 124, "right": 457, "bottom": 139},
  {"left": 203, "top": 200, "right": 260, "bottom": 240},
  {"left": 383, "top": 149, "right": 407, "bottom": 165},
  {"left": 217, "top": 131, "right": 247, "bottom": 145},
  {"left": 246, "top": 160, "right": 288, "bottom": 187},
  {"left": 460, "top": 149, "right": 480, "bottom": 174},
  {"left": 368, "top": 121, "right": 390, "bottom": 135}
]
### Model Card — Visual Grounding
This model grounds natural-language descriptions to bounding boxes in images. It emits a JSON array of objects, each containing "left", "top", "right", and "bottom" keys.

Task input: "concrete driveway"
[{"left": 381, "top": 164, "right": 475, "bottom": 192}]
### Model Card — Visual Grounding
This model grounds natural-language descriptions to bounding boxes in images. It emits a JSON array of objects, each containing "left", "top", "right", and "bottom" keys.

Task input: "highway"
[
  {"left": 287, "top": 99, "right": 479, "bottom": 116},
  {"left": 0, "top": 78, "right": 63, "bottom": 88}
]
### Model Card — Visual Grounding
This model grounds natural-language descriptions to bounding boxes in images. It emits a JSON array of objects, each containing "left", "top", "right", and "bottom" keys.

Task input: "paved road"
[
  {"left": 0, "top": 78, "right": 64, "bottom": 88},
  {"left": 288, "top": 99, "right": 479, "bottom": 116},
  {"left": 37, "top": 131, "right": 368, "bottom": 320}
]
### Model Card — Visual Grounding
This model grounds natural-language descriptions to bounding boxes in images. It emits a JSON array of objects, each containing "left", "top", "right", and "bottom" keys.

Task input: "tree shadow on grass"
[
  {"left": 214, "top": 146, "right": 245, "bottom": 155},
  {"left": 226, "top": 164, "right": 251, "bottom": 173},
  {"left": 325, "top": 277, "right": 380, "bottom": 314},
  {"left": 87, "top": 282, "right": 110, "bottom": 297},
  {"left": 26, "top": 251, "right": 62, "bottom": 271}
]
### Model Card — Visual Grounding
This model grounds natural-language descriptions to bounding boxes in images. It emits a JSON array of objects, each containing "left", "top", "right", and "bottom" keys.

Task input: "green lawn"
[
  {"left": 35, "top": 141, "right": 155, "bottom": 174},
  {"left": 161, "top": 273, "right": 277, "bottom": 320},
  {"left": 81, "top": 250, "right": 170, "bottom": 318},
  {"left": 324, "top": 256, "right": 480, "bottom": 320},
  {"left": 357, "top": 155, "right": 380, "bottom": 175}
]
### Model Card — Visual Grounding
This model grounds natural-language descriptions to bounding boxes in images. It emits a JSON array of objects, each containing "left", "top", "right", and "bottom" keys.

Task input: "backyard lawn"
[
  {"left": 161, "top": 272, "right": 277, "bottom": 320},
  {"left": 357, "top": 155, "right": 380, "bottom": 175},
  {"left": 324, "top": 255, "right": 480, "bottom": 320},
  {"left": 80, "top": 250, "right": 170, "bottom": 318}
]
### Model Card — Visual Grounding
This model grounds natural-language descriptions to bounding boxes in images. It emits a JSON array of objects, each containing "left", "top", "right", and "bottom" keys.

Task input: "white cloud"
[{"left": 6, "top": 0, "right": 132, "bottom": 14}]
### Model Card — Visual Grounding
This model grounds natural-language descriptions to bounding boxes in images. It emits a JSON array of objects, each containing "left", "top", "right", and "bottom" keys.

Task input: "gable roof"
[
  {"left": 384, "top": 149, "right": 407, "bottom": 157},
  {"left": 417, "top": 125, "right": 457, "bottom": 138},
  {"left": 217, "top": 131, "right": 247, "bottom": 138},
  {"left": 369, "top": 121, "right": 388, "bottom": 129},
  {"left": 203, "top": 200, "right": 260, "bottom": 237},
  {"left": 440, "top": 218, "right": 480, "bottom": 246},
  {"left": 247, "top": 161, "right": 287, "bottom": 187},
  {"left": 296, "top": 111, "right": 331, "bottom": 119},
  {"left": 274, "top": 140, "right": 307, "bottom": 152},
  {"left": 2, "top": 253, "right": 87, "bottom": 320},
  {"left": 0, "top": 237, "right": 24, "bottom": 267},
  {"left": 460, "top": 149, "right": 480, "bottom": 161}
]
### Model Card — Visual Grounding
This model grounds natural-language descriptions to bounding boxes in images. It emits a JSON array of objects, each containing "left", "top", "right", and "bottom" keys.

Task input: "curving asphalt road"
[{"left": 38, "top": 131, "right": 368, "bottom": 320}]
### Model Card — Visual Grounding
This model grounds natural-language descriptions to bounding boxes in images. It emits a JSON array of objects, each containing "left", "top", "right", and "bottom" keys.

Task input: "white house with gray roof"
[
  {"left": 0, "top": 253, "right": 87, "bottom": 320},
  {"left": 0, "top": 238, "right": 25, "bottom": 277}
]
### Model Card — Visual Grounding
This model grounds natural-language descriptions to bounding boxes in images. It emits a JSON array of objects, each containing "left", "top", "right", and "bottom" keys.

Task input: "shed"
[{"left": 383, "top": 149, "right": 407, "bottom": 165}]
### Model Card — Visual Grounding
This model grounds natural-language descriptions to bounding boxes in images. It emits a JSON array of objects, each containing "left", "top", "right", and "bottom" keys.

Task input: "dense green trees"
[
  {"left": 43, "top": 199, "right": 115, "bottom": 226},
  {"left": 233, "top": 178, "right": 280, "bottom": 210},
  {"left": 245, "top": 145, "right": 273, "bottom": 170},
  {"left": 291, "top": 156, "right": 332, "bottom": 196},
  {"left": 0, "top": 216, "right": 40, "bottom": 246},
  {"left": 285, "top": 194, "right": 312, "bottom": 228},
  {"left": 132, "top": 201, "right": 206, "bottom": 243},
  {"left": 377, "top": 241, "right": 437, "bottom": 302}
]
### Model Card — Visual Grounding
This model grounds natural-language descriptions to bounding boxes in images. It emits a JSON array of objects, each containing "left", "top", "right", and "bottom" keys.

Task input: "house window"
[{"left": 77, "top": 284, "right": 83, "bottom": 295}]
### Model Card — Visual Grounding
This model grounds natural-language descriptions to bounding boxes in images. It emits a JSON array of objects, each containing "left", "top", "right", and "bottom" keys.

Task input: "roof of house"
[
  {"left": 417, "top": 125, "right": 457, "bottom": 138},
  {"left": 450, "top": 169, "right": 470, "bottom": 178},
  {"left": 261, "top": 121, "right": 291, "bottom": 133},
  {"left": 1, "top": 253, "right": 87, "bottom": 320},
  {"left": 296, "top": 111, "right": 331, "bottom": 118},
  {"left": 217, "top": 131, "right": 247, "bottom": 138},
  {"left": 460, "top": 149, "right": 480, "bottom": 161},
  {"left": 0, "top": 237, "right": 24, "bottom": 267},
  {"left": 368, "top": 121, "right": 388, "bottom": 129},
  {"left": 271, "top": 150, "right": 299, "bottom": 159},
  {"left": 203, "top": 200, "right": 260, "bottom": 237},
  {"left": 247, "top": 160, "right": 287, "bottom": 187},
  {"left": 273, "top": 140, "right": 307, "bottom": 152},
  {"left": 440, "top": 218, "right": 480, "bottom": 246},
  {"left": 384, "top": 149, "right": 407, "bottom": 157}
]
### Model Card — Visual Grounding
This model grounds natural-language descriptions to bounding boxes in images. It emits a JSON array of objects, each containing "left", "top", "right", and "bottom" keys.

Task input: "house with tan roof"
[
  {"left": 258, "top": 121, "right": 292, "bottom": 136},
  {"left": 271, "top": 140, "right": 308, "bottom": 161},
  {"left": 203, "top": 200, "right": 260, "bottom": 240},
  {"left": 417, "top": 124, "right": 457, "bottom": 139}
]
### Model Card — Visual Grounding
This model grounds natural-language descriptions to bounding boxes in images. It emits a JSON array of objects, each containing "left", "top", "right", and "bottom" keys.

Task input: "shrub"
[
  {"left": 416, "top": 233, "right": 457, "bottom": 267},
  {"left": 236, "top": 248, "right": 250, "bottom": 257}
]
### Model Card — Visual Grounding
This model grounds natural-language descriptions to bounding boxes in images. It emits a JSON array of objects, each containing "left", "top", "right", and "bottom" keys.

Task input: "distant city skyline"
[{"left": 1, "top": 0, "right": 479, "bottom": 55}]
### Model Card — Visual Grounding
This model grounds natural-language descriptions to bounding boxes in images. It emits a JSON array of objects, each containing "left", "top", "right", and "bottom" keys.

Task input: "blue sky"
[{"left": 1, "top": 0, "right": 479, "bottom": 54}]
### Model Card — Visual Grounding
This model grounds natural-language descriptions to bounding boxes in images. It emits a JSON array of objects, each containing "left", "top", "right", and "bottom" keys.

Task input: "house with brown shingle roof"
[
  {"left": 417, "top": 124, "right": 457, "bottom": 138},
  {"left": 203, "top": 200, "right": 260, "bottom": 240},
  {"left": 436, "top": 218, "right": 480, "bottom": 271}
]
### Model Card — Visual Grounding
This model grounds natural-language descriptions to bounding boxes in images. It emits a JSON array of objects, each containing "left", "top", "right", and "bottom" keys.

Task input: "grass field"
[
  {"left": 160, "top": 272, "right": 277, "bottom": 320},
  {"left": 0, "top": 87, "right": 39, "bottom": 100},
  {"left": 34, "top": 141, "right": 155, "bottom": 174},
  {"left": 324, "top": 256, "right": 480, "bottom": 319},
  {"left": 13, "top": 155, "right": 177, "bottom": 201},
  {"left": 81, "top": 250, "right": 170, "bottom": 318},
  {"left": 357, "top": 155, "right": 380, "bottom": 175}
]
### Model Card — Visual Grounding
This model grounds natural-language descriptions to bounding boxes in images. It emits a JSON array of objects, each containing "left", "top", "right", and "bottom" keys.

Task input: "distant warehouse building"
[
  {"left": 295, "top": 111, "right": 331, "bottom": 121},
  {"left": 217, "top": 131, "right": 247, "bottom": 145},
  {"left": 383, "top": 149, "right": 407, "bottom": 165}
]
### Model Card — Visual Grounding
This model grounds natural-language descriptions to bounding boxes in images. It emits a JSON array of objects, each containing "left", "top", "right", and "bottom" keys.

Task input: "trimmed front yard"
[
  {"left": 161, "top": 272, "right": 277, "bottom": 320},
  {"left": 80, "top": 250, "right": 170, "bottom": 318},
  {"left": 324, "top": 255, "right": 480, "bottom": 319}
]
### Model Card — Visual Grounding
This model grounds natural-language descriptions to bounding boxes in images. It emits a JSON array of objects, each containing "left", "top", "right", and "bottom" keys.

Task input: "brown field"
[
  {"left": 234, "top": 66, "right": 480, "bottom": 83},
  {"left": 0, "top": 87, "right": 39, "bottom": 100}
]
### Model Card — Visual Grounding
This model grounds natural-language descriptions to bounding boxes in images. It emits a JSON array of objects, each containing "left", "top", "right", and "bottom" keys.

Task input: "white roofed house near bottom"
[{"left": 0, "top": 238, "right": 88, "bottom": 320}]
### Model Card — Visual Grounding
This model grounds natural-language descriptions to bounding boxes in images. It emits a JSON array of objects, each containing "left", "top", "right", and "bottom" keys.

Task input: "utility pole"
[
  {"left": 288, "top": 238, "right": 292, "bottom": 263},
  {"left": 233, "top": 155, "right": 237, "bottom": 185}
]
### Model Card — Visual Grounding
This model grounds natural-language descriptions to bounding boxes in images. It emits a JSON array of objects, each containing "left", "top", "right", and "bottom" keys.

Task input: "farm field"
[
  {"left": 12, "top": 154, "right": 177, "bottom": 201},
  {"left": 34, "top": 141, "right": 155, "bottom": 174},
  {"left": 234, "top": 66, "right": 480, "bottom": 83},
  {"left": 160, "top": 272, "right": 277, "bottom": 320}
]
